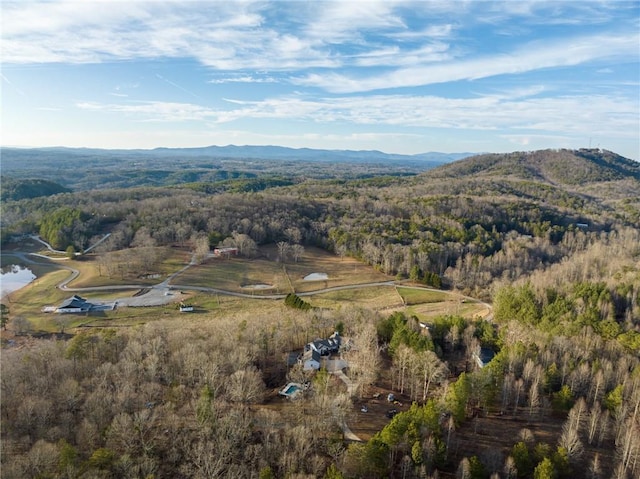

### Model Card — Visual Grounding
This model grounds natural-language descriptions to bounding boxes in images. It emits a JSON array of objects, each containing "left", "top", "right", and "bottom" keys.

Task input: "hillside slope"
[
  {"left": 406, "top": 149, "right": 640, "bottom": 225},
  {"left": 426, "top": 148, "right": 639, "bottom": 186},
  {"left": 0, "top": 177, "right": 71, "bottom": 201}
]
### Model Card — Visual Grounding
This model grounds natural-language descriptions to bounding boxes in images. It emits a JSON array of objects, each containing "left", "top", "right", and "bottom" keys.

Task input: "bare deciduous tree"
[
  {"left": 291, "top": 244, "right": 305, "bottom": 262},
  {"left": 192, "top": 232, "right": 210, "bottom": 264},
  {"left": 560, "top": 420, "right": 584, "bottom": 463},
  {"left": 418, "top": 350, "right": 449, "bottom": 401},
  {"left": 277, "top": 241, "right": 290, "bottom": 263},
  {"left": 226, "top": 367, "right": 265, "bottom": 404},
  {"left": 345, "top": 322, "right": 380, "bottom": 399}
]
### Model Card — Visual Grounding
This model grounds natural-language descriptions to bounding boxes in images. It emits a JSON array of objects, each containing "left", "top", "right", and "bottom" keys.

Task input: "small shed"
[{"left": 179, "top": 303, "right": 194, "bottom": 312}]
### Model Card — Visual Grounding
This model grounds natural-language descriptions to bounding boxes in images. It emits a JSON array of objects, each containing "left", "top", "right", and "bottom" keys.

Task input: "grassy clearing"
[
  {"left": 174, "top": 246, "right": 391, "bottom": 295},
  {"left": 175, "top": 257, "right": 290, "bottom": 293},
  {"left": 67, "top": 248, "right": 191, "bottom": 288},
  {"left": 396, "top": 287, "right": 450, "bottom": 305},
  {"left": 310, "top": 286, "right": 403, "bottom": 311},
  {"left": 282, "top": 247, "right": 390, "bottom": 292},
  {"left": 407, "top": 298, "right": 490, "bottom": 321},
  {"left": 4, "top": 267, "right": 72, "bottom": 330}
]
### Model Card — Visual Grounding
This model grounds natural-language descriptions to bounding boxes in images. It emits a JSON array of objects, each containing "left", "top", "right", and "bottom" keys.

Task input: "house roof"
[
  {"left": 303, "top": 349, "right": 321, "bottom": 362},
  {"left": 58, "top": 295, "right": 89, "bottom": 309},
  {"left": 308, "top": 332, "right": 341, "bottom": 353}
]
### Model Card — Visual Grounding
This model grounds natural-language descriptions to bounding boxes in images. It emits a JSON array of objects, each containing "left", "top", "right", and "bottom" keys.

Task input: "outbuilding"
[{"left": 55, "top": 295, "right": 92, "bottom": 314}]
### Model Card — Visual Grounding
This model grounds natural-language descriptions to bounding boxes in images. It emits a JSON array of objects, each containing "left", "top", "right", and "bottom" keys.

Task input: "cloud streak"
[
  {"left": 76, "top": 90, "right": 638, "bottom": 140},
  {"left": 295, "top": 32, "right": 639, "bottom": 93}
]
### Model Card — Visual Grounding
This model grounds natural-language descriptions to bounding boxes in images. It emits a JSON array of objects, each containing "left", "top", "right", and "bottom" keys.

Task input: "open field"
[
  {"left": 174, "top": 245, "right": 391, "bottom": 295},
  {"left": 63, "top": 247, "right": 191, "bottom": 288},
  {"left": 175, "top": 256, "right": 290, "bottom": 293},
  {"left": 311, "top": 285, "right": 404, "bottom": 311}
]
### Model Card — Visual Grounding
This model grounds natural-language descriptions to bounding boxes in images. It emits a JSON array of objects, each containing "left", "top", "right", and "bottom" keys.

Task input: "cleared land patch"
[{"left": 174, "top": 246, "right": 391, "bottom": 295}]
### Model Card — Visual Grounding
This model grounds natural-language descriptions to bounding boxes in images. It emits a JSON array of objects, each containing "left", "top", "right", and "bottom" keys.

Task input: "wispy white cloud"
[
  {"left": 0, "top": 0, "right": 332, "bottom": 68},
  {"left": 3, "top": 1, "right": 636, "bottom": 77},
  {"left": 353, "top": 42, "right": 452, "bottom": 67},
  {"left": 208, "top": 76, "right": 277, "bottom": 84},
  {"left": 3, "top": 1, "right": 637, "bottom": 157},
  {"left": 75, "top": 89, "right": 638, "bottom": 141},
  {"left": 76, "top": 101, "right": 217, "bottom": 122},
  {"left": 304, "top": 0, "right": 406, "bottom": 42},
  {"left": 295, "top": 32, "right": 639, "bottom": 93}
]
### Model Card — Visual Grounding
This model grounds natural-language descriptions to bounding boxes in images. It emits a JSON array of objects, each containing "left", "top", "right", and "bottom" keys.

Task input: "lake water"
[{"left": 1, "top": 265, "right": 36, "bottom": 298}]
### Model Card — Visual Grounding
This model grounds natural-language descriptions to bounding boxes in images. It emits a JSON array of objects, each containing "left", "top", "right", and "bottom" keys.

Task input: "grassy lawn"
[
  {"left": 67, "top": 247, "right": 191, "bottom": 288},
  {"left": 283, "top": 247, "right": 390, "bottom": 292},
  {"left": 406, "top": 297, "right": 490, "bottom": 321},
  {"left": 3, "top": 266, "right": 73, "bottom": 331}
]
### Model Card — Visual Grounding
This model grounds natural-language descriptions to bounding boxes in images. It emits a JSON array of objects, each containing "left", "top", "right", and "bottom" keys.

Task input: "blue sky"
[{"left": 2, "top": 1, "right": 639, "bottom": 159}]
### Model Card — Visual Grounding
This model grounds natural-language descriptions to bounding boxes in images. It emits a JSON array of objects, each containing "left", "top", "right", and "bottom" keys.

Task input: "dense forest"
[{"left": 1, "top": 148, "right": 639, "bottom": 478}]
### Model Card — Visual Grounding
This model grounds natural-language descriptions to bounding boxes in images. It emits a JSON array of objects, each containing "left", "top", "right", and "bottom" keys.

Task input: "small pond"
[
  {"left": 303, "top": 272, "right": 328, "bottom": 281},
  {"left": 241, "top": 284, "right": 274, "bottom": 290},
  {"left": 1, "top": 265, "right": 36, "bottom": 298}
]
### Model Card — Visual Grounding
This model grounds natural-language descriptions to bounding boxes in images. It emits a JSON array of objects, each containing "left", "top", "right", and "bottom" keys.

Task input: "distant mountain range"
[
  {"left": 2, "top": 144, "right": 474, "bottom": 164},
  {"left": 150, "top": 145, "right": 476, "bottom": 163}
]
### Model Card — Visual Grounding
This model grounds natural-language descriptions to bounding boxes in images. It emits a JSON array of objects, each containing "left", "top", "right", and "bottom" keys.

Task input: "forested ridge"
[
  {"left": 1, "top": 148, "right": 639, "bottom": 478},
  {"left": 0, "top": 177, "right": 71, "bottom": 202}
]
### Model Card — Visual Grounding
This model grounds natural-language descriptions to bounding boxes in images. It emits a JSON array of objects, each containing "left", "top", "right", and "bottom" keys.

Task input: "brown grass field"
[{"left": 174, "top": 245, "right": 391, "bottom": 295}]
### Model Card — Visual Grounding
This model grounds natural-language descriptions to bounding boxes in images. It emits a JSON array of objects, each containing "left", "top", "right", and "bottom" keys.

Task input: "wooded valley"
[{"left": 1, "top": 148, "right": 639, "bottom": 479}]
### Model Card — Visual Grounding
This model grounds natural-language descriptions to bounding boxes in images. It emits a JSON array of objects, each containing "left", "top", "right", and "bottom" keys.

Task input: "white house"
[
  {"left": 298, "top": 332, "right": 342, "bottom": 371},
  {"left": 302, "top": 349, "right": 321, "bottom": 371}
]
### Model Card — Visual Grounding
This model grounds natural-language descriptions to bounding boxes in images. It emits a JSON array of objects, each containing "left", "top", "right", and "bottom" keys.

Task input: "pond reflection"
[{"left": 1, "top": 265, "right": 36, "bottom": 297}]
